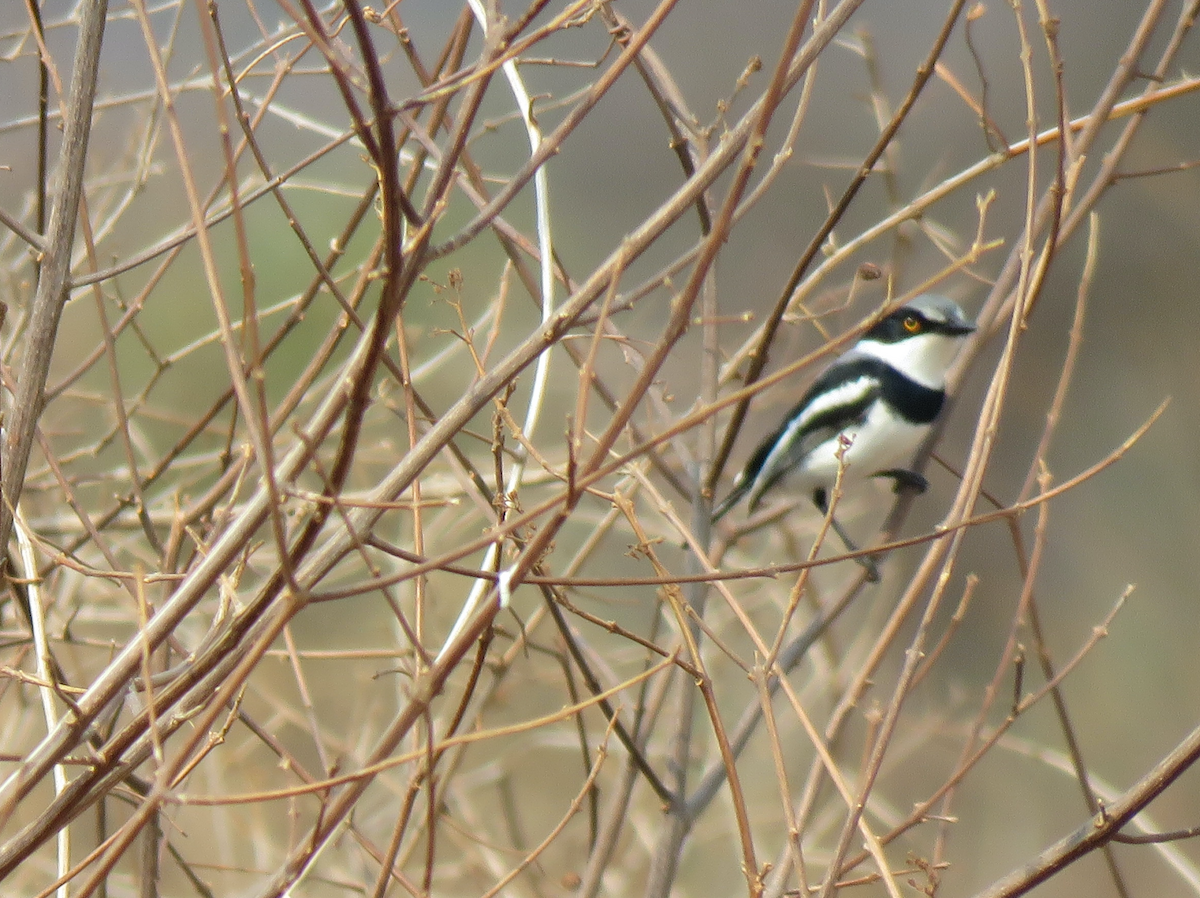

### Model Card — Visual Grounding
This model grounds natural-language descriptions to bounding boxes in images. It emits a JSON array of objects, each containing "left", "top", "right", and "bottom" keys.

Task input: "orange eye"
[{"left": 903, "top": 316, "right": 921, "bottom": 333}]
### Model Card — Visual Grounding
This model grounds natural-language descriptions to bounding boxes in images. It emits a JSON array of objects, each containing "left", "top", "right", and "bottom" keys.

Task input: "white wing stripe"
[
  {"left": 793, "top": 376, "right": 876, "bottom": 430},
  {"left": 754, "top": 375, "right": 877, "bottom": 489}
]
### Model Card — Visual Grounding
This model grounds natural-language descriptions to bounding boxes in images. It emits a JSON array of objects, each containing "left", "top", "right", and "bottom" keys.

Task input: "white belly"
[{"left": 792, "top": 402, "right": 927, "bottom": 496}]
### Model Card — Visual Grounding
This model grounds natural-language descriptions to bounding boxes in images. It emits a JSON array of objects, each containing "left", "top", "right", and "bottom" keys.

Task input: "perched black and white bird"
[{"left": 712, "top": 295, "right": 975, "bottom": 580}]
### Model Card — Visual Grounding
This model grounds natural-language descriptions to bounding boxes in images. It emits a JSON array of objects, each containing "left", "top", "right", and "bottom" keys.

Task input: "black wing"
[{"left": 713, "top": 358, "right": 885, "bottom": 519}]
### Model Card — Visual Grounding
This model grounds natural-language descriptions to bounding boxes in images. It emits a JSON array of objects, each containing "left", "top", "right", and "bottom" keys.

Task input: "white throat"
[{"left": 856, "top": 331, "right": 965, "bottom": 389}]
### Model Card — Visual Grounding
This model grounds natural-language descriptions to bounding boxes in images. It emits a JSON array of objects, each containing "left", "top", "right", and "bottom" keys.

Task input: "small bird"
[{"left": 712, "top": 295, "right": 975, "bottom": 580}]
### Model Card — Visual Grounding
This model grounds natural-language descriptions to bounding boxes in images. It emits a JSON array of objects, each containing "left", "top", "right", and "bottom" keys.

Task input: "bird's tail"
[{"left": 710, "top": 479, "right": 750, "bottom": 523}]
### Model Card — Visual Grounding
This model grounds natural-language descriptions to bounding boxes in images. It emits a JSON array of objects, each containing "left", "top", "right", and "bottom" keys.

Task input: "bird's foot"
[
  {"left": 829, "top": 515, "right": 882, "bottom": 583},
  {"left": 877, "top": 468, "right": 928, "bottom": 495},
  {"left": 858, "top": 553, "right": 881, "bottom": 583}
]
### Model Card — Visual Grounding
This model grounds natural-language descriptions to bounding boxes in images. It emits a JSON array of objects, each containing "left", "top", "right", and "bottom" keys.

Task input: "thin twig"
[{"left": 1, "top": 0, "right": 109, "bottom": 559}]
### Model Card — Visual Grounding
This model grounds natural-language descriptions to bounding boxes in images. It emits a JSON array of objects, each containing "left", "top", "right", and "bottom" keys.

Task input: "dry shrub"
[{"left": 0, "top": 2, "right": 1197, "bottom": 897}]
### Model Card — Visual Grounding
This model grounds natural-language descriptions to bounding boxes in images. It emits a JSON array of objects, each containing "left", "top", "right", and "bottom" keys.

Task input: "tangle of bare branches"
[{"left": 0, "top": 2, "right": 1197, "bottom": 897}]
